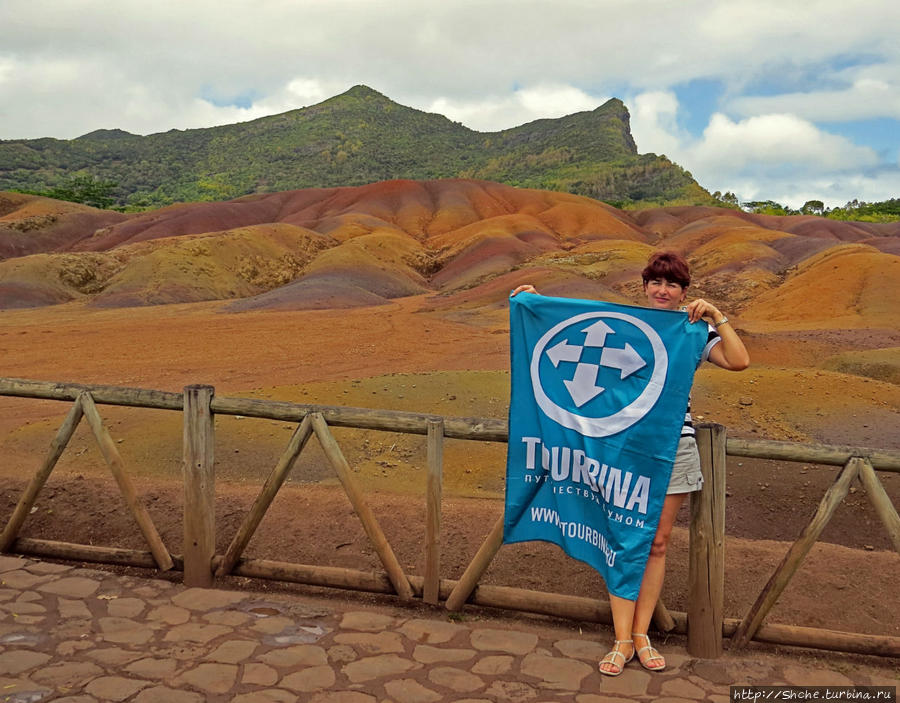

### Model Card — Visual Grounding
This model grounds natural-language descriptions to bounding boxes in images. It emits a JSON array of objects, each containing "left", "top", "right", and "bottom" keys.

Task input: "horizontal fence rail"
[
  {"left": 1, "top": 377, "right": 899, "bottom": 661},
  {"left": 4, "top": 378, "right": 898, "bottom": 468}
]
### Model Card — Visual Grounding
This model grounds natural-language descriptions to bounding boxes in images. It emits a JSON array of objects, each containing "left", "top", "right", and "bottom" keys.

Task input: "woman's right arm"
[{"left": 511, "top": 284, "right": 538, "bottom": 296}]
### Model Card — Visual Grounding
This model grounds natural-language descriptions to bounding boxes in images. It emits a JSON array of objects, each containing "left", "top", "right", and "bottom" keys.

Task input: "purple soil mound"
[
  {"left": 0, "top": 282, "right": 74, "bottom": 309},
  {"left": 226, "top": 276, "right": 391, "bottom": 312}
]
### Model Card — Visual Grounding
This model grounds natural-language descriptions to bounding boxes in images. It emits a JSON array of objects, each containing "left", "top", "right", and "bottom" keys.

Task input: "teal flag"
[{"left": 504, "top": 293, "right": 709, "bottom": 599}]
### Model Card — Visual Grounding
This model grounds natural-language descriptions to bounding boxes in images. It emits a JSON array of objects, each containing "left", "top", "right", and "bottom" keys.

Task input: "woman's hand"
[
  {"left": 684, "top": 298, "right": 723, "bottom": 325},
  {"left": 511, "top": 284, "right": 538, "bottom": 296},
  {"left": 687, "top": 298, "right": 750, "bottom": 371}
]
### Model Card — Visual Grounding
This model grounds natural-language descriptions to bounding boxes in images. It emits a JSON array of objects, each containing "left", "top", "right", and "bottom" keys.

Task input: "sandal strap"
[
  {"left": 636, "top": 644, "right": 663, "bottom": 659},
  {"left": 600, "top": 649, "right": 627, "bottom": 665},
  {"left": 600, "top": 639, "right": 634, "bottom": 668},
  {"left": 632, "top": 633, "right": 665, "bottom": 667}
]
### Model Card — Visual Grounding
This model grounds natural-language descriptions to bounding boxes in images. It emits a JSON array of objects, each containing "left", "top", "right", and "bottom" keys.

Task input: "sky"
[{"left": 1, "top": 0, "right": 898, "bottom": 209}]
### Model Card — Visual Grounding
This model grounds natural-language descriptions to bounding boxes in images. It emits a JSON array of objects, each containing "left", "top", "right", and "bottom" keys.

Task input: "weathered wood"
[
  {"left": 217, "top": 415, "right": 315, "bottom": 576},
  {"left": 0, "top": 377, "right": 183, "bottom": 411},
  {"left": 219, "top": 554, "right": 617, "bottom": 624},
  {"left": 13, "top": 537, "right": 184, "bottom": 570},
  {"left": 424, "top": 419, "right": 443, "bottom": 605},
  {"left": 0, "top": 398, "right": 84, "bottom": 551},
  {"left": 726, "top": 436, "right": 900, "bottom": 472},
  {"left": 0, "top": 378, "right": 507, "bottom": 441},
  {"left": 856, "top": 458, "right": 900, "bottom": 555},
  {"left": 310, "top": 413, "right": 414, "bottom": 601},
  {"left": 211, "top": 396, "right": 508, "bottom": 441},
  {"left": 652, "top": 599, "right": 676, "bottom": 633},
  {"left": 445, "top": 514, "right": 505, "bottom": 611},
  {"left": 182, "top": 385, "right": 216, "bottom": 587},
  {"left": 217, "top": 555, "right": 397, "bottom": 593},
  {"left": 464, "top": 583, "right": 614, "bottom": 623},
  {"left": 723, "top": 618, "right": 900, "bottom": 659},
  {"left": 731, "top": 457, "right": 862, "bottom": 649},
  {"left": 688, "top": 424, "right": 726, "bottom": 658},
  {"left": 7, "top": 378, "right": 900, "bottom": 460},
  {"left": 80, "top": 392, "right": 175, "bottom": 571}
]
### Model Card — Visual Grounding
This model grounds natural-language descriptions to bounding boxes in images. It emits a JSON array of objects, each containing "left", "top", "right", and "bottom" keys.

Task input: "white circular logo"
[{"left": 529, "top": 311, "right": 668, "bottom": 437}]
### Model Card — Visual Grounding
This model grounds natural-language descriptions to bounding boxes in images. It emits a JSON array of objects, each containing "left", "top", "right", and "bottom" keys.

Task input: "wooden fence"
[{"left": 1, "top": 377, "right": 899, "bottom": 660}]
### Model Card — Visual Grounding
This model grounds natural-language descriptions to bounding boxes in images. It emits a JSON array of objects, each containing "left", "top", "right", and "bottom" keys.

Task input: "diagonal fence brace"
[
  {"left": 309, "top": 412, "right": 414, "bottom": 601},
  {"left": 80, "top": 392, "right": 174, "bottom": 571},
  {"left": 217, "top": 414, "right": 315, "bottom": 576},
  {"left": 0, "top": 397, "right": 85, "bottom": 552},
  {"left": 731, "top": 456, "right": 861, "bottom": 649}
]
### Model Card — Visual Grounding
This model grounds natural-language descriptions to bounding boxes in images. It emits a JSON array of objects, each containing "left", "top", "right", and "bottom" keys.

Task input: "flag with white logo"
[{"left": 504, "top": 293, "right": 710, "bottom": 599}]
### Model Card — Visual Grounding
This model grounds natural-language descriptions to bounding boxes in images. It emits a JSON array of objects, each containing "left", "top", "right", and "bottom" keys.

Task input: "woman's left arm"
[{"left": 684, "top": 298, "right": 750, "bottom": 371}]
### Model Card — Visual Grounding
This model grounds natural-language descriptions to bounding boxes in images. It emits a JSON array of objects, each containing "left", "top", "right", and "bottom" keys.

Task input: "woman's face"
[{"left": 643, "top": 277, "right": 686, "bottom": 310}]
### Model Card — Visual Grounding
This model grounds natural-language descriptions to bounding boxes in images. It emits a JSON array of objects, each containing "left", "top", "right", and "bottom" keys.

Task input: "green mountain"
[{"left": 0, "top": 85, "right": 712, "bottom": 209}]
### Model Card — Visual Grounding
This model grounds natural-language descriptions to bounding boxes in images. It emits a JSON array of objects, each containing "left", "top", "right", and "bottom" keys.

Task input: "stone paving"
[{"left": 0, "top": 555, "right": 897, "bottom": 702}]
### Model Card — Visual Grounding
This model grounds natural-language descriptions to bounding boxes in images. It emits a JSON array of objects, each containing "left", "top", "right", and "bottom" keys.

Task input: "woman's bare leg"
[
  {"left": 600, "top": 493, "right": 686, "bottom": 673},
  {"left": 599, "top": 594, "right": 636, "bottom": 674},
  {"left": 631, "top": 492, "right": 688, "bottom": 667}
]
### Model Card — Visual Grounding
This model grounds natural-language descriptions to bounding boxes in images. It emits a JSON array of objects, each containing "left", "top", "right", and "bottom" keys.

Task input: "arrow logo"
[
  {"left": 582, "top": 320, "right": 614, "bottom": 347},
  {"left": 546, "top": 339, "right": 583, "bottom": 367},
  {"left": 600, "top": 343, "right": 646, "bottom": 379},
  {"left": 563, "top": 363, "right": 605, "bottom": 407},
  {"left": 529, "top": 309, "right": 669, "bottom": 437}
]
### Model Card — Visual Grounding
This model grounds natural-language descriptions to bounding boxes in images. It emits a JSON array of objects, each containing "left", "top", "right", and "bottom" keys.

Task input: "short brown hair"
[{"left": 641, "top": 251, "right": 691, "bottom": 288}]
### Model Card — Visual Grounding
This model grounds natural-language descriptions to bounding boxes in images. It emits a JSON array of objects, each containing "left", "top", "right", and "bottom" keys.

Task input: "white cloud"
[
  {"left": 629, "top": 91, "right": 886, "bottom": 208},
  {"left": 0, "top": 56, "right": 14, "bottom": 85},
  {"left": 628, "top": 91, "right": 685, "bottom": 158},
  {"left": 729, "top": 76, "right": 900, "bottom": 122},
  {"left": 693, "top": 113, "right": 878, "bottom": 172},
  {"left": 2, "top": 0, "right": 897, "bottom": 136},
  {"left": 426, "top": 85, "right": 605, "bottom": 132}
]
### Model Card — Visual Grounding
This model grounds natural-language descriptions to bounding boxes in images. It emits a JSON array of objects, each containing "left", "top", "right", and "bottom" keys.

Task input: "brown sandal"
[
  {"left": 599, "top": 639, "right": 633, "bottom": 676},
  {"left": 632, "top": 632, "right": 666, "bottom": 671}
]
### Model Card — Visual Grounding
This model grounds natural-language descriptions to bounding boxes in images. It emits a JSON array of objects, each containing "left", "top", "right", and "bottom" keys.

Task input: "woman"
[{"left": 511, "top": 251, "right": 749, "bottom": 676}]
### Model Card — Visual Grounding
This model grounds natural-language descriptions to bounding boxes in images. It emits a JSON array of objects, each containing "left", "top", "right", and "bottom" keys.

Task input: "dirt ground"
[{"left": 1, "top": 295, "right": 898, "bottom": 642}]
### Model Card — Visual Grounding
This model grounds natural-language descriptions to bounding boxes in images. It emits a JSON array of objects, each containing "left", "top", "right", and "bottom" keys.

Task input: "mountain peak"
[
  {"left": 76, "top": 128, "right": 136, "bottom": 141},
  {"left": 335, "top": 85, "right": 391, "bottom": 101}
]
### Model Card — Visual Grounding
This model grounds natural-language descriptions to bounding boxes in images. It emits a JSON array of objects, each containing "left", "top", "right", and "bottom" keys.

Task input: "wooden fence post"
[
  {"left": 183, "top": 385, "right": 215, "bottom": 587},
  {"left": 424, "top": 419, "right": 443, "bottom": 605},
  {"left": 688, "top": 423, "right": 726, "bottom": 658}
]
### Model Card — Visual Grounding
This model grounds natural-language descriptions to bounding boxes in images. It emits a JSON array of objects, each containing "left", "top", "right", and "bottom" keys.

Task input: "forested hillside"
[{"left": 0, "top": 86, "right": 710, "bottom": 210}]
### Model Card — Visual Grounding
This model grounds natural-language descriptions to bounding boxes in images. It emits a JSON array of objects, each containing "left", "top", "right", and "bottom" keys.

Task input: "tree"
[
  {"left": 743, "top": 200, "right": 797, "bottom": 215},
  {"left": 720, "top": 191, "right": 740, "bottom": 206},
  {"left": 45, "top": 174, "right": 118, "bottom": 209},
  {"left": 800, "top": 199, "right": 824, "bottom": 216}
]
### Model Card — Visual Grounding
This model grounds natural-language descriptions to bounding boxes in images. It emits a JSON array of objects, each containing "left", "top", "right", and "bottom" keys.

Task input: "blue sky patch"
[
  {"left": 672, "top": 79, "right": 725, "bottom": 136},
  {"left": 200, "top": 87, "right": 260, "bottom": 109},
  {"left": 823, "top": 118, "right": 900, "bottom": 159}
]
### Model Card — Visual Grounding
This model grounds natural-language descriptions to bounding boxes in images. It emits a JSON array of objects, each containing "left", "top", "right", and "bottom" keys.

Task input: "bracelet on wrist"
[{"left": 714, "top": 316, "right": 729, "bottom": 328}]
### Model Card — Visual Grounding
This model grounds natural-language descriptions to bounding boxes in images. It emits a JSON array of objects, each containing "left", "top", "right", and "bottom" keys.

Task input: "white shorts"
[{"left": 667, "top": 436, "right": 704, "bottom": 495}]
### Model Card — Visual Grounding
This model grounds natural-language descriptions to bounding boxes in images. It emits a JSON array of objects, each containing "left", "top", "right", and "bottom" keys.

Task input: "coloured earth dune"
[{"left": 2, "top": 179, "right": 898, "bottom": 326}]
